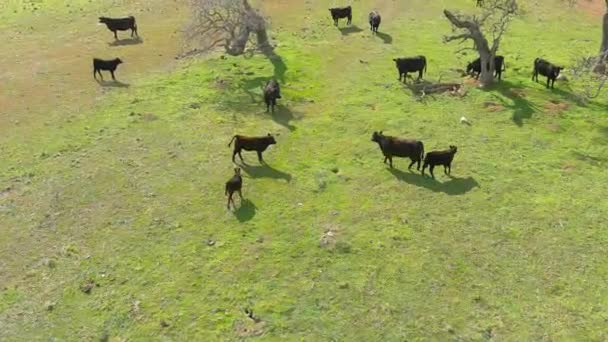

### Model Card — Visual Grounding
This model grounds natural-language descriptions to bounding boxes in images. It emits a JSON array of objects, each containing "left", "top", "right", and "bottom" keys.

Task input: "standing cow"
[
  {"left": 371, "top": 131, "right": 425, "bottom": 170},
  {"left": 369, "top": 11, "right": 381, "bottom": 33},
  {"left": 532, "top": 58, "right": 563, "bottom": 89},
  {"left": 393, "top": 56, "right": 427, "bottom": 82},
  {"left": 466, "top": 55, "right": 506, "bottom": 80},
  {"left": 93, "top": 58, "right": 123, "bottom": 81},
  {"left": 228, "top": 134, "right": 277, "bottom": 164},
  {"left": 263, "top": 79, "right": 281, "bottom": 113},
  {"left": 329, "top": 6, "right": 352, "bottom": 26},
  {"left": 422, "top": 145, "right": 458, "bottom": 179},
  {"left": 225, "top": 168, "right": 243, "bottom": 210},
  {"left": 99, "top": 16, "right": 138, "bottom": 40}
]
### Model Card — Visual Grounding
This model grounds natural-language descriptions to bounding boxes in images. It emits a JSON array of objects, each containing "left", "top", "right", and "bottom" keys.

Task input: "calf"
[
  {"left": 369, "top": 11, "right": 381, "bottom": 33},
  {"left": 225, "top": 168, "right": 243, "bottom": 209},
  {"left": 466, "top": 55, "right": 506, "bottom": 80},
  {"left": 532, "top": 58, "right": 563, "bottom": 89},
  {"left": 393, "top": 56, "right": 427, "bottom": 82},
  {"left": 263, "top": 79, "right": 281, "bottom": 113},
  {"left": 228, "top": 134, "right": 277, "bottom": 164},
  {"left": 99, "top": 16, "right": 138, "bottom": 40},
  {"left": 371, "top": 131, "right": 425, "bottom": 170},
  {"left": 329, "top": 6, "right": 352, "bottom": 26},
  {"left": 422, "top": 145, "right": 458, "bottom": 179},
  {"left": 93, "top": 58, "right": 123, "bottom": 81}
]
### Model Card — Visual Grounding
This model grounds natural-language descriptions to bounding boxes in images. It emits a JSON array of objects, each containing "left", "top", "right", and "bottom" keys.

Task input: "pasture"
[{"left": 2, "top": 0, "right": 608, "bottom": 340}]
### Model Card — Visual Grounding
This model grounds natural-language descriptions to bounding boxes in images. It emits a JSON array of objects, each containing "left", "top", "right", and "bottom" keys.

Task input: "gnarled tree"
[
  {"left": 185, "top": 0, "right": 273, "bottom": 57},
  {"left": 443, "top": 0, "right": 518, "bottom": 86}
]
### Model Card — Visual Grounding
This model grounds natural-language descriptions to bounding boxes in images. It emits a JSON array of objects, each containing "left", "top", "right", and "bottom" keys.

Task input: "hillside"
[{"left": 2, "top": 0, "right": 608, "bottom": 340}]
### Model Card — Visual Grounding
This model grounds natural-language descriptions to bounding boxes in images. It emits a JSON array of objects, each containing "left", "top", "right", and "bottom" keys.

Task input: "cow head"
[
  {"left": 266, "top": 133, "right": 277, "bottom": 145},
  {"left": 115, "top": 58, "right": 123, "bottom": 65},
  {"left": 371, "top": 131, "right": 384, "bottom": 143},
  {"left": 99, "top": 17, "right": 109, "bottom": 23},
  {"left": 554, "top": 66, "right": 564, "bottom": 77},
  {"left": 234, "top": 167, "right": 241, "bottom": 176},
  {"left": 449, "top": 145, "right": 458, "bottom": 154}
]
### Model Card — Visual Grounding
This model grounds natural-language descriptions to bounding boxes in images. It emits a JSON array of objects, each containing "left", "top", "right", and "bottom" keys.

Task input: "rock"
[
  {"left": 80, "top": 280, "right": 97, "bottom": 294},
  {"left": 338, "top": 282, "right": 349, "bottom": 289},
  {"left": 45, "top": 301, "right": 55, "bottom": 311},
  {"left": 160, "top": 320, "right": 170, "bottom": 328},
  {"left": 206, "top": 239, "right": 216, "bottom": 246}
]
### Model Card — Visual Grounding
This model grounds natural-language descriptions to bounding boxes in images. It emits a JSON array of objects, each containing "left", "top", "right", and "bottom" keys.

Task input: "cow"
[
  {"left": 263, "top": 79, "right": 281, "bottom": 113},
  {"left": 422, "top": 145, "right": 458, "bottom": 179},
  {"left": 329, "top": 6, "right": 352, "bottom": 26},
  {"left": 532, "top": 58, "right": 563, "bottom": 89},
  {"left": 369, "top": 11, "right": 381, "bottom": 33},
  {"left": 393, "top": 56, "right": 427, "bottom": 83},
  {"left": 93, "top": 58, "right": 123, "bottom": 81},
  {"left": 228, "top": 134, "right": 277, "bottom": 164},
  {"left": 99, "top": 16, "right": 138, "bottom": 40},
  {"left": 225, "top": 168, "right": 243, "bottom": 209},
  {"left": 466, "top": 55, "right": 506, "bottom": 80},
  {"left": 476, "top": 0, "right": 483, "bottom": 7},
  {"left": 371, "top": 131, "right": 425, "bottom": 170}
]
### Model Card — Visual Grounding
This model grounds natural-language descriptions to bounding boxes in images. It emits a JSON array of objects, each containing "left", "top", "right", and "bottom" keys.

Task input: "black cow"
[
  {"left": 422, "top": 145, "right": 458, "bottom": 179},
  {"left": 263, "top": 79, "right": 281, "bottom": 113},
  {"left": 369, "top": 11, "right": 381, "bottom": 33},
  {"left": 93, "top": 58, "right": 123, "bottom": 80},
  {"left": 371, "top": 131, "right": 425, "bottom": 169},
  {"left": 466, "top": 55, "right": 506, "bottom": 80},
  {"left": 225, "top": 168, "right": 243, "bottom": 209},
  {"left": 532, "top": 58, "right": 563, "bottom": 89},
  {"left": 228, "top": 134, "right": 277, "bottom": 163},
  {"left": 329, "top": 6, "right": 352, "bottom": 26},
  {"left": 393, "top": 56, "right": 427, "bottom": 82},
  {"left": 99, "top": 16, "right": 138, "bottom": 40}
]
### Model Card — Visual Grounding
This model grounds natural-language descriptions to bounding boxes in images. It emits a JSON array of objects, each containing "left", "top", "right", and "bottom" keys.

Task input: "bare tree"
[
  {"left": 443, "top": 0, "right": 518, "bottom": 86},
  {"left": 185, "top": 0, "right": 273, "bottom": 57}
]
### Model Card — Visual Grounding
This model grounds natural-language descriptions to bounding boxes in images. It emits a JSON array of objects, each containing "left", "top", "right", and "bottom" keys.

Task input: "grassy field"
[{"left": 2, "top": 0, "right": 608, "bottom": 340}]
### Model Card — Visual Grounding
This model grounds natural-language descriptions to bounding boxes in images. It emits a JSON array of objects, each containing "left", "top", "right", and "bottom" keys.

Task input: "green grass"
[{"left": 2, "top": 0, "right": 608, "bottom": 340}]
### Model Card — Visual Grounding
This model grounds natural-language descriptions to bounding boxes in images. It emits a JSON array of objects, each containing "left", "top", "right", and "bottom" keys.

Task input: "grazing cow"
[
  {"left": 369, "top": 11, "right": 381, "bottom": 33},
  {"left": 466, "top": 55, "right": 506, "bottom": 80},
  {"left": 225, "top": 168, "right": 243, "bottom": 209},
  {"left": 93, "top": 58, "right": 123, "bottom": 81},
  {"left": 393, "top": 56, "right": 427, "bottom": 82},
  {"left": 422, "top": 145, "right": 458, "bottom": 179},
  {"left": 371, "top": 131, "right": 425, "bottom": 169},
  {"left": 329, "top": 6, "right": 352, "bottom": 26},
  {"left": 263, "top": 79, "right": 281, "bottom": 113},
  {"left": 99, "top": 16, "right": 138, "bottom": 40},
  {"left": 228, "top": 134, "right": 277, "bottom": 163},
  {"left": 532, "top": 58, "right": 563, "bottom": 89}
]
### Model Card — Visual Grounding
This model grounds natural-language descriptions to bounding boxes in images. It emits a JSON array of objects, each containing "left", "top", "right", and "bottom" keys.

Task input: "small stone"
[
  {"left": 206, "top": 239, "right": 216, "bottom": 246},
  {"left": 338, "top": 282, "right": 349, "bottom": 289},
  {"left": 160, "top": 320, "right": 170, "bottom": 328}
]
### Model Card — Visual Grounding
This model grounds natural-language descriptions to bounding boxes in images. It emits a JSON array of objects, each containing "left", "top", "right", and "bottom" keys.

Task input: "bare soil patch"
[
  {"left": 544, "top": 100, "right": 569, "bottom": 115},
  {"left": 483, "top": 101, "right": 505, "bottom": 112},
  {"left": 578, "top": 0, "right": 605, "bottom": 17}
]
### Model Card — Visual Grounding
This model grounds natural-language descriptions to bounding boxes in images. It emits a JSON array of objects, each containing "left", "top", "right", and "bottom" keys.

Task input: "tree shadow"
[
  {"left": 261, "top": 50, "right": 287, "bottom": 83},
  {"left": 271, "top": 105, "right": 298, "bottom": 131},
  {"left": 375, "top": 31, "right": 392, "bottom": 44},
  {"left": 240, "top": 163, "right": 292, "bottom": 183},
  {"left": 490, "top": 81, "right": 538, "bottom": 127},
  {"left": 388, "top": 168, "right": 479, "bottom": 195},
  {"left": 96, "top": 79, "right": 130, "bottom": 88},
  {"left": 233, "top": 198, "right": 256, "bottom": 222},
  {"left": 339, "top": 25, "right": 364, "bottom": 36},
  {"left": 109, "top": 37, "right": 143, "bottom": 46}
]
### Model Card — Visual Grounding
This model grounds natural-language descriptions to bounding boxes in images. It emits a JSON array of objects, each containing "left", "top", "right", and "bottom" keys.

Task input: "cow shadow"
[
  {"left": 96, "top": 79, "right": 130, "bottom": 88},
  {"left": 233, "top": 198, "right": 256, "bottom": 222},
  {"left": 338, "top": 25, "right": 364, "bottom": 36},
  {"left": 240, "top": 163, "right": 292, "bottom": 183},
  {"left": 388, "top": 168, "right": 479, "bottom": 195},
  {"left": 375, "top": 31, "right": 392, "bottom": 44},
  {"left": 271, "top": 105, "right": 298, "bottom": 131},
  {"left": 490, "top": 81, "right": 538, "bottom": 127},
  {"left": 109, "top": 37, "right": 143, "bottom": 46}
]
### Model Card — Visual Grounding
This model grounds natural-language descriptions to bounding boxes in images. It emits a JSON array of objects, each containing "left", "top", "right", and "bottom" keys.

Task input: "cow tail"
[
  {"left": 424, "top": 57, "right": 427, "bottom": 74},
  {"left": 228, "top": 135, "right": 237, "bottom": 147},
  {"left": 419, "top": 141, "right": 425, "bottom": 161}
]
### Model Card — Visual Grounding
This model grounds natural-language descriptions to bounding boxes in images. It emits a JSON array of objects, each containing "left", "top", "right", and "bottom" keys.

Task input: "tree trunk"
[{"left": 593, "top": 2, "right": 608, "bottom": 73}]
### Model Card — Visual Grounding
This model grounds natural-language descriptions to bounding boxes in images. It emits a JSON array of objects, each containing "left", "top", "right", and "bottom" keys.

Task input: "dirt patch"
[
  {"left": 234, "top": 320, "right": 265, "bottom": 337},
  {"left": 544, "top": 100, "right": 569, "bottom": 115},
  {"left": 507, "top": 88, "right": 527, "bottom": 98},
  {"left": 562, "top": 163, "right": 578, "bottom": 173},
  {"left": 0, "top": 186, "right": 14, "bottom": 199},
  {"left": 578, "top": 0, "right": 605, "bottom": 17},
  {"left": 463, "top": 77, "right": 479, "bottom": 86},
  {"left": 546, "top": 123, "right": 561, "bottom": 132},
  {"left": 483, "top": 101, "right": 505, "bottom": 112}
]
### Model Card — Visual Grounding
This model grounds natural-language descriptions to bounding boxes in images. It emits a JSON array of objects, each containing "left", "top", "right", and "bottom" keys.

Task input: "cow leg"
[
  {"left": 546, "top": 77, "right": 550, "bottom": 89},
  {"left": 111, "top": 70, "right": 116, "bottom": 81},
  {"left": 447, "top": 164, "right": 452, "bottom": 175},
  {"left": 408, "top": 159, "right": 416, "bottom": 170},
  {"left": 388, "top": 156, "right": 393, "bottom": 168},
  {"left": 417, "top": 159, "right": 422, "bottom": 170},
  {"left": 238, "top": 189, "right": 243, "bottom": 200},
  {"left": 418, "top": 70, "right": 423, "bottom": 80},
  {"left": 429, "top": 165, "right": 435, "bottom": 179},
  {"left": 238, "top": 151, "right": 245, "bottom": 163},
  {"left": 257, "top": 151, "right": 264, "bottom": 163},
  {"left": 113, "top": 30, "right": 118, "bottom": 40},
  {"left": 93, "top": 68, "right": 97, "bottom": 80},
  {"left": 383, "top": 156, "right": 388, "bottom": 164},
  {"left": 98, "top": 70, "right": 104, "bottom": 81},
  {"left": 227, "top": 193, "right": 233, "bottom": 209},
  {"left": 444, "top": 166, "right": 448, "bottom": 175},
  {"left": 421, "top": 163, "right": 427, "bottom": 176}
]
